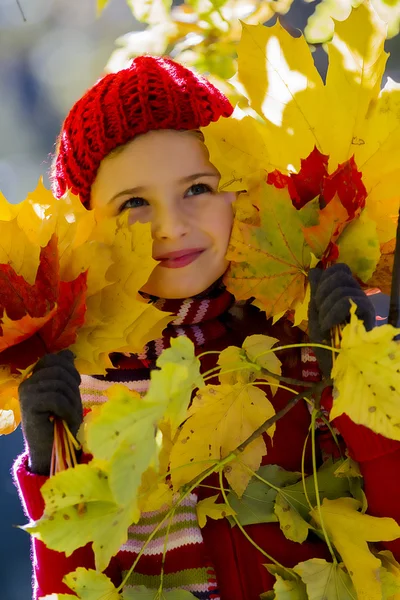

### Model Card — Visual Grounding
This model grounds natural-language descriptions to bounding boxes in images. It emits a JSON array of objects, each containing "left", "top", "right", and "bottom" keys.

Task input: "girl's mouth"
[{"left": 156, "top": 248, "right": 205, "bottom": 269}]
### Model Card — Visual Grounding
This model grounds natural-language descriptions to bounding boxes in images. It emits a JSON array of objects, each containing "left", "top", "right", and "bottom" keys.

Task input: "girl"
[{"left": 14, "top": 56, "right": 400, "bottom": 600}]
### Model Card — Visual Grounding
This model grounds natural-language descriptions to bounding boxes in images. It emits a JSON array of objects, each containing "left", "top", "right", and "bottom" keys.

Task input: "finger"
[
  {"left": 315, "top": 271, "right": 361, "bottom": 308},
  {"left": 30, "top": 388, "right": 83, "bottom": 432},
  {"left": 31, "top": 354, "right": 81, "bottom": 385},
  {"left": 308, "top": 268, "right": 323, "bottom": 296},
  {"left": 19, "top": 377, "right": 82, "bottom": 416},
  {"left": 21, "top": 365, "right": 81, "bottom": 398},
  {"left": 319, "top": 293, "right": 375, "bottom": 333},
  {"left": 319, "top": 263, "right": 353, "bottom": 281}
]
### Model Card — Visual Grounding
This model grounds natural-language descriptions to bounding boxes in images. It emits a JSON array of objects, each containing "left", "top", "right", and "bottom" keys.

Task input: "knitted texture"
[{"left": 52, "top": 55, "right": 233, "bottom": 206}]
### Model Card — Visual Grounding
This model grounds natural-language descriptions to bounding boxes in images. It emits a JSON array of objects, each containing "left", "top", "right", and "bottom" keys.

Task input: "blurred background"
[{"left": 0, "top": 0, "right": 396, "bottom": 598}]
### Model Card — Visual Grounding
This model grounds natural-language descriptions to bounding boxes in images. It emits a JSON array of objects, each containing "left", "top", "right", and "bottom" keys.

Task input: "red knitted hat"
[{"left": 52, "top": 55, "right": 233, "bottom": 206}]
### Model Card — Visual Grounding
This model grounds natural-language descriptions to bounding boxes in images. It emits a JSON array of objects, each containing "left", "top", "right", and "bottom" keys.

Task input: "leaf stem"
[
  {"left": 240, "top": 462, "right": 283, "bottom": 494},
  {"left": 311, "top": 409, "right": 337, "bottom": 563},
  {"left": 301, "top": 427, "right": 313, "bottom": 513},
  {"left": 237, "top": 380, "right": 328, "bottom": 454},
  {"left": 253, "top": 342, "right": 340, "bottom": 363},
  {"left": 117, "top": 454, "right": 236, "bottom": 591},
  {"left": 218, "top": 469, "right": 288, "bottom": 571}
]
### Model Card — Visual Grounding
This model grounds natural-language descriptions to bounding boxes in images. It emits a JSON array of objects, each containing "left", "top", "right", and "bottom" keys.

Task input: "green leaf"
[
  {"left": 157, "top": 335, "right": 203, "bottom": 389},
  {"left": 294, "top": 558, "right": 357, "bottom": 600},
  {"left": 274, "top": 491, "right": 310, "bottom": 543},
  {"left": 147, "top": 363, "right": 195, "bottom": 434},
  {"left": 64, "top": 568, "right": 120, "bottom": 600},
  {"left": 264, "top": 565, "right": 308, "bottom": 600},
  {"left": 337, "top": 209, "right": 380, "bottom": 283},
  {"left": 217, "top": 345, "right": 259, "bottom": 384},
  {"left": 227, "top": 465, "right": 301, "bottom": 526},
  {"left": 85, "top": 384, "right": 163, "bottom": 461},
  {"left": 109, "top": 435, "right": 158, "bottom": 506},
  {"left": 281, "top": 458, "right": 353, "bottom": 520},
  {"left": 123, "top": 586, "right": 196, "bottom": 599},
  {"left": 27, "top": 499, "right": 136, "bottom": 572},
  {"left": 24, "top": 464, "right": 137, "bottom": 572}
]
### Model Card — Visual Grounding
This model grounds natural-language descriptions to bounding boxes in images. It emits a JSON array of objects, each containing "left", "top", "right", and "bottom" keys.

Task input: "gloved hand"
[
  {"left": 308, "top": 263, "right": 376, "bottom": 378},
  {"left": 18, "top": 350, "right": 82, "bottom": 475}
]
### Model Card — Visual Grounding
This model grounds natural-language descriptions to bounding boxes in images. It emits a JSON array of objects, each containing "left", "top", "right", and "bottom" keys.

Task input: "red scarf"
[{"left": 109, "top": 283, "right": 235, "bottom": 371}]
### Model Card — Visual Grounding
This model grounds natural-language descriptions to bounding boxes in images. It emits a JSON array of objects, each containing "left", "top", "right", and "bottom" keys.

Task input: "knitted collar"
[{"left": 111, "top": 282, "right": 235, "bottom": 370}]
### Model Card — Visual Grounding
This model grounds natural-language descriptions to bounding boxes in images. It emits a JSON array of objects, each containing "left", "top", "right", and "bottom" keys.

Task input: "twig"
[
  {"left": 388, "top": 205, "right": 400, "bottom": 331},
  {"left": 236, "top": 380, "right": 330, "bottom": 454},
  {"left": 16, "top": 0, "right": 26, "bottom": 21},
  {"left": 259, "top": 367, "right": 315, "bottom": 388}
]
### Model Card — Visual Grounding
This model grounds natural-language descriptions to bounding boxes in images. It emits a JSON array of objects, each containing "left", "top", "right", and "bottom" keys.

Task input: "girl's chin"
[{"left": 141, "top": 265, "right": 227, "bottom": 299}]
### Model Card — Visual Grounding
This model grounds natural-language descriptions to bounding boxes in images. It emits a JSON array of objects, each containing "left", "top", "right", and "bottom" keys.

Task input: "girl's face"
[{"left": 91, "top": 130, "right": 235, "bottom": 299}]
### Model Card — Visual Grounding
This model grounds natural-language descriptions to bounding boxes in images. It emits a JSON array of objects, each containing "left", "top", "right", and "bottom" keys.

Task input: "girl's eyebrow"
[{"left": 108, "top": 171, "right": 219, "bottom": 204}]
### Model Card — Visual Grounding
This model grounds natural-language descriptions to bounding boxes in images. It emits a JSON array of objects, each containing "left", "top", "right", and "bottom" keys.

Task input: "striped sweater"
[{"left": 14, "top": 287, "right": 400, "bottom": 600}]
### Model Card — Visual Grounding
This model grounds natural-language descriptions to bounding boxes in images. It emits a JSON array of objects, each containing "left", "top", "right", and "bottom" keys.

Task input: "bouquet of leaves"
[
  {"left": 16, "top": 3, "right": 400, "bottom": 599},
  {"left": 0, "top": 182, "right": 171, "bottom": 436}
]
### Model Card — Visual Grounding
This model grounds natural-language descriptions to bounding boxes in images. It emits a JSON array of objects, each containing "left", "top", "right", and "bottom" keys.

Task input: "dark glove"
[
  {"left": 18, "top": 350, "right": 82, "bottom": 475},
  {"left": 308, "top": 263, "right": 376, "bottom": 378}
]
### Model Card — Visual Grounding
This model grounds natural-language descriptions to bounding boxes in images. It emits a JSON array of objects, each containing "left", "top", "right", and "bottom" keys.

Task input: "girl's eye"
[
  {"left": 120, "top": 197, "right": 149, "bottom": 211},
  {"left": 186, "top": 183, "right": 213, "bottom": 197}
]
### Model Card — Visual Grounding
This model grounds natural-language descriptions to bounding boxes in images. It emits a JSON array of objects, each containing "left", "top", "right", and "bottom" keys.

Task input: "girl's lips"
[{"left": 157, "top": 249, "right": 205, "bottom": 269}]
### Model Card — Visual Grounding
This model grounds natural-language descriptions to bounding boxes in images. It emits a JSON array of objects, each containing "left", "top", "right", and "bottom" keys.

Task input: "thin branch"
[
  {"left": 259, "top": 367, "right": 315, "bottom": 388},
  {"left": 16, "top": 0, "right": 26, "bottom": 21},
  {"left": 236, "top": 380, "right": 330, "bottom": 454}
]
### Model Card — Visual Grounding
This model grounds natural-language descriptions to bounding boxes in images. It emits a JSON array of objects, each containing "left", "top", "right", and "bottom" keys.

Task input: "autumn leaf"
[
  {"left": 242, "top": 334, "right": 282, "bottom": 392},
  {"left": 368, "top": 237, "right": 397, "bottom": 295},
  {"left": 170, "top": 383, "right": 276, "bottom": 496},
  {"left": 224, "top": 182, "right": 312, "bottom": 318},
  {"left": 217, "top": 345, "right": 259, "bottom": 385},
  {"left": 202, "top": 115, "right": 271, "bottom": 193},
  {"left": 310, "top": 497, "right": 400, "bottom": 600},
  {"left": 293, "top": 558, "right": 356, "bottom": 600},
  {"left": 71, "top": 216, "right": 172, "bottom": 374},
  {"left": 274, "top": 491, "right": 310, "bottom": 544},
  {"left": 227, "top": 464, "right": 301, "bottom": 527},
  {"left": 84, "top": 384, "right": 163, "bottom": 506},
  {"left": 123, "top": 586, "right": 196, "bottom": 599},
  {"left": 24, "top": 463, "right": 136, "bottom": 572},
  {"left": 196, "top": 494, "right": 236, "bottom": 528},
  {"left": 64, "top": 568, "right": 119, "bottom": 600},
  {"left": 151, "top": 336, "right": 204, "bottom": 433},
  {"left": 236, "top": 21, "right": 324, "bottom": 174},
  {"left": 330, "top": 305, "right": 400, "bottom": 441},
  {"left": 263, "top": 565, "right": 308, "bottom": 600},
  {"left": 0, "top": 234, "right": 87, "bottom": 372},
  {"left": 319, "top": 2, "right": 388, "bottom": 170}
]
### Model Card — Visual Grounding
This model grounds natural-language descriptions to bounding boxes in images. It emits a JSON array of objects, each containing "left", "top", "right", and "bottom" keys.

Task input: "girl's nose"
[{"left": 152, "top": 203, "right": 190, "bottom": 241}]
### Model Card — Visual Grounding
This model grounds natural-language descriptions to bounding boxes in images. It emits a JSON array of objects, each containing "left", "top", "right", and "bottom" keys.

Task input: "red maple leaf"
[
  {"left": 321, "top": 156, "right": 367, "bottom": 219},
  {"left": 267, "top": 147, "right": 366, "bottom": 219},
  {"left": 267, "top": 147, "right": 329, "bottom": 209},
  {"left": 0, "top": 234, "right": 87, "bottom": 372}
]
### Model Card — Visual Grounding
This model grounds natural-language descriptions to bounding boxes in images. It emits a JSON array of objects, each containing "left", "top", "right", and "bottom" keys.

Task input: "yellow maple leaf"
[
  {"left": 224, "top": 183, "right": 312, "bottom": 318},
  {"left": 196, "top": 494, "right": 236, "bottom": 528},
  {"left": 330, "top": 305, "right": 400, "bottom": 441},
  {"left": 320, "top": 2, "right": 388, "bottom": 170},
  {"left": 236, "top": 21, "right": 324, "bottom": 175},
  {"left": 71, "top": 215, "right": 172, "bottom": 374},
  {"left": 170, "top": 383, "right": 275, "bottom": 497},
  {"left": 202, "top": 3, "right": 398, "bottom": 315},
  {"left": 310, "top": 497, "right": 400, "bottom": 600}
]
